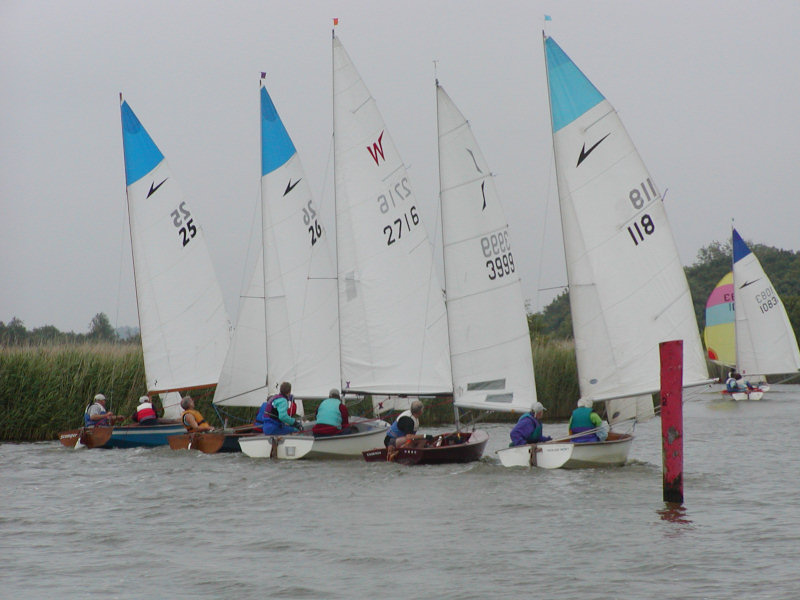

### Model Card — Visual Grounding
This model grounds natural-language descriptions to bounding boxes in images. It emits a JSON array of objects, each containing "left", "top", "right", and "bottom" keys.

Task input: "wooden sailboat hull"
[
  {"left": 239, "top": 420, "right": 389, "bottom": 460},
  {"left": 58, "top": 426, "right": 114, "bottom": 449},
  {"left": 362, "top": 429, "right": 489, "bottom": 465},
  {"left": 167, "top": 431, "right": 253, "bottom": 453},
  {"left": 496, "top": 433, "right": 633, "bottom": 469}
]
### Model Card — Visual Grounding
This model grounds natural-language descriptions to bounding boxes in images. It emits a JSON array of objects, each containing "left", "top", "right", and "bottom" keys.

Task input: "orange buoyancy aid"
[{"left": 181, "top": 409, "right": 208, "bottom": 432}]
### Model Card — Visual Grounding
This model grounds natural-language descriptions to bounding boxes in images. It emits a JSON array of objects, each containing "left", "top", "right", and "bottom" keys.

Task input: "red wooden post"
[{"left": 660, "top": 340, "right": 684, "bottom": 505}]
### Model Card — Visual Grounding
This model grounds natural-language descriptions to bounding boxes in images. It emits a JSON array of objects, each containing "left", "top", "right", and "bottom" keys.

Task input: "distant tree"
[
  {"left": 88, "top": 313, "right": 117, "bottom": 342},
  {"left": 30, "top": 325, "right": 67, "bottom": 345},
  {"left": 0, "top": 317, "right": 28, "bottom": 346}
]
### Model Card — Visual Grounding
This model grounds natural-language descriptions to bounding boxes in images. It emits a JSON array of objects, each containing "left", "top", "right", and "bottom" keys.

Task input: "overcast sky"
[{"left": 2, "top": 0, "right": 799, "bottom": 333}]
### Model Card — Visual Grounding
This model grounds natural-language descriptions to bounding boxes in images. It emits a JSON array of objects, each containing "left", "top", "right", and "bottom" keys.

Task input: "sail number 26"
[{"left": 170, "top": 201, "right": 196, "bottom": 247}]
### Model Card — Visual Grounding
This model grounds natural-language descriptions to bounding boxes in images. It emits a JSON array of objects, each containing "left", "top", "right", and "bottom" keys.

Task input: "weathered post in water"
[{"left": 660, "top": 340, "right": 684, "bottom": 504}]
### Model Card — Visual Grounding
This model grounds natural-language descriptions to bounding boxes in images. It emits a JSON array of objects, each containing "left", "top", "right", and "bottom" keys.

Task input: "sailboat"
[
  {"left": 498, "top": 34, "right": 710, "bottom": 468},
  {"left": 718, "top": 228, "right": 800, "bottom": 400},
  {"left": 212, "top": 76, "right": 388, "bottom": 459},
  {"left": 60, "top": 97, "right": 232, "bottom": 449},
  {"left": 364, "top": 81, "right": 539, "bottom": 464}
]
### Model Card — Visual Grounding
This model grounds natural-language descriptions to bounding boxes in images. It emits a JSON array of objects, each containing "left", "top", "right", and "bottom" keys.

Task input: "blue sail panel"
[
  {"left": 120, "top": 101, "right": 164, "bottom": 186},
  {"left": 732, "top": 228, "right": 752, "bottom": 263},
  {"left": 545, "top": 36, "right": 605, "bottom": 132},
  {"left": 261, "top": 85, "right": 296, "bottom": 175}
]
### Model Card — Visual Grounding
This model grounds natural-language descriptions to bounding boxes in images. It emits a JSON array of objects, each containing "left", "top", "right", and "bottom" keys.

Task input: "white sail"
[
  {"left": 436, "top": 82, "right": 536, "bottom": 414},
  {"left": 214, "top": 79, "right": 340, "bottom": 407},
  {"left": 213, "top": 253, "right": 267, "bottom": 406},
  {"left": 544, "top": 36, "right": 708, "bottom": 420},
  {"left": 120, "top": 99, "right": 231, "bottom": 395},
  {"left": 332, "top": 35, "right": 452, "bottom": 395},
  {"left": 732, "top": 228, "right": 800, "bottom": 376}
]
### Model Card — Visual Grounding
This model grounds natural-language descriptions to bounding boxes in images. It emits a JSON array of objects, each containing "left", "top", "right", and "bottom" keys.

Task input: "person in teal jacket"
[
  {"left": 312, "top": 389, "right": 352, "bottom": 436},
  {"left": 568, "top": 398, "right": 604, "bottom": 443},
  {"left": 258, "top": 381, "right": 301, "bottom": 436}
]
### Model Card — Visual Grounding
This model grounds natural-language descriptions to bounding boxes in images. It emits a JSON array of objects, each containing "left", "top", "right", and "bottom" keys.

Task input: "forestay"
[
  {"left": 732, "top": 228, "right": 800, "bottom": 376},
  {"left": 544, "top": 36, "right": 709, "bottom": 421},
  {"left": 120, "top": 99, "right": 231, "bottom": 395},
  {"left": 332, "top": 35, "right": 451, "bottom": 395},
  {"left": 436, "top": 82, "right": 536, "bottom": 414},
  {"left": 214, "top": 79, "right": 340, "bottom": 407}
]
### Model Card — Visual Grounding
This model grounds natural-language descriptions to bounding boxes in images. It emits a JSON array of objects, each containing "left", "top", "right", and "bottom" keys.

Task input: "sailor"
[
  {"left": 84, "top": 393, "right": 115, "bottom": 427},
  {"left": 568, "top": 398, "right": 604, "bottom": 443},
  {"left": 180, "top": 396, "right": 213, "bottom": 432},
  {"left": 312, "top": 388, "right": 353, "bottom": 437},
  {"left": 509, "top": 401, "right": 552, "bottom": 446},
  {"left": 383, "top": 399, "right": 431, "bottom": 448},
  {"left": 726, "top": 371, "right": 751, "bottom": 392},
  {"left": 132, "top": 395, "right": 158, "bottom": 425},
  {"left": 256, "top": 381, "right": 301, "bottom": 436}
]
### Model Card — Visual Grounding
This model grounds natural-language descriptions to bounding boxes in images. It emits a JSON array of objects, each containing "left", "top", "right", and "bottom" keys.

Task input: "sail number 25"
[
  {"left": 170, "top": 201, "right": 196, "bottom": 247},
  {"left": 626, "top": 179, "right": 659, "bottom": 246}
]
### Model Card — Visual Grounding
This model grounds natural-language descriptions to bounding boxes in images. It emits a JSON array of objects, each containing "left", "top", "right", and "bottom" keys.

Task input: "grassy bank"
[{"left": 0, "top": 339, "right": 581, "bottom": 442}]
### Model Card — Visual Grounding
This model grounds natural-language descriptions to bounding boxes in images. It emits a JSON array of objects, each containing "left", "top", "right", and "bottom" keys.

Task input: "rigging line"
[{"left": 534, "top": 151, "right": 556, "bottom": 314}]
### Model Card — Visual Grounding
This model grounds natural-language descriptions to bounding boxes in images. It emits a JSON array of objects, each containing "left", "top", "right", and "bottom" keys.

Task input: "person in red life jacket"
[
  {"left": 131, "top": 395, "right": 159, "bottom": 426},
  {"left": 180, "top": 396, "right": 213, "bottom": 432},
  {"left": 254, "top": 381, "right": 301, "bottom": 435},
  {"left": 312, "top": 388, "right": 354, "bottom": 437},
  {"left": 84, "top": 393, "right": 116, "bottom": 427}
]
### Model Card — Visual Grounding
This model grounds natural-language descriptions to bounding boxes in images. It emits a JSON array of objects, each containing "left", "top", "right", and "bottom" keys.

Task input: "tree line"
[{"left": 0, "top": 313, "right": 140, "bottom": 346}]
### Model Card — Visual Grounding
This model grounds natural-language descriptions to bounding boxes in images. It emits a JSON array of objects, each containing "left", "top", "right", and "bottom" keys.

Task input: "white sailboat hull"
[
  {"left": 496, "top": 434, "right": 633, "bottom": 469},
  {"left": 238, "top": 419, "right": 388, "bottom": 460},
  {"left": 721, "top": 389, "right": 765, "bottom": 402}
]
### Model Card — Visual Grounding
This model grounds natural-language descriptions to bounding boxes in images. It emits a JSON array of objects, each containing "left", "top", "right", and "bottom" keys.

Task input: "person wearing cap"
[
  {"left": 568, "top": 398, "right": 604, "bottom": 443},
  {"left": 509, "top": 401, "right": 552, "bottom": 446},
  {"left": 180, "top": 396, "right": 213, "bottom": 432},
  {"left": 311, "top": 388, "right": 353, "bottom": 437},
  {"left": 84, "top": 393, "right": 116, "bottom": 427},
  {"left": 131, "top": 395, "right": 159, "bottom": 426}
]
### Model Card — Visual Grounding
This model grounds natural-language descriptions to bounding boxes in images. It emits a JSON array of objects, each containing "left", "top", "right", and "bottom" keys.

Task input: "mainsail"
[
  {"left": 732, "top": 228, "right": 800, "bottom": 376},
  {"left": 213, "top": 78, "right": 340, "bottom": 407},
  {"left": 436, "top": 82, "right": 536, "bottom": 414},
  {"left": 703, "top": 271, "right": 736, "bottom": 367},
  {"left": 544, "top": 35, "right": 709, "bottom": 422},
  {"left": 120, "top": 98, "right": 231, "bottom": 408},
  {"left": 332, "top": 35, "right": 452, "bottom": 395}
]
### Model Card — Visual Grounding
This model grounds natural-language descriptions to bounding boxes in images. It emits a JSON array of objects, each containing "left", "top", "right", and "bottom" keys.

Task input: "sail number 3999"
[{"left": 482, "top": 230, "right": 515, "bottom": 280}]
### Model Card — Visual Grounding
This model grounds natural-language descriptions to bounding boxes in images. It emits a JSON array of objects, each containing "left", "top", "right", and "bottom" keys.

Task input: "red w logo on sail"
[{"left": 367, "top": 131, "right": 386, "bottom": 165}]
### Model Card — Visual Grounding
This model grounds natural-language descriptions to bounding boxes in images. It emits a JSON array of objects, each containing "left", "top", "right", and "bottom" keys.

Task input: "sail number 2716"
[{"left": 626, "top": 178, "right": 659, "bottom": 247}]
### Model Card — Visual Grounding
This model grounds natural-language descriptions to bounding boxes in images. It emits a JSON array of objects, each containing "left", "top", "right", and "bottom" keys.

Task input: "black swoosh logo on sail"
[
  {"left": 740, "top": 279, "right": 761, "bottom": 289},
  {"left": 481, "top": 181, "right": 487, "bottom": 210},
  {"left": 284, "top": 178, "right": 301, "bottom": 196},
  {"left": 466, "top": 148, "right": 482, "bottom": 173},
  {"left": 147, "top": 178, "right": 168, "bottom": 198},
  {"left": 576, "top": 133, "right": 610, "bottom": 167}
]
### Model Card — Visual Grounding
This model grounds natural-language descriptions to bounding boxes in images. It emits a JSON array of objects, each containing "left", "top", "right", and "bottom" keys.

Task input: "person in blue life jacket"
[
  {"left": 726, "top": 370, "right": 754, "bottom": 393},
  {"left": 383, "top": 400, "right": 433, "bottom": 448},
  {"left": 509, "top": 401, "right": 552, "bottom": 447},
  {"left": 84, "top": 393, "right": 116, "bottom": 427},
  {"left": 568, "top": 398, "right": 607, "bottom": 443},
  {"left": 312, "top": 389, "right": 354, "bottom": 437},
  {"left": 255, "top": 381, "right": 302, "bottom": 436}
]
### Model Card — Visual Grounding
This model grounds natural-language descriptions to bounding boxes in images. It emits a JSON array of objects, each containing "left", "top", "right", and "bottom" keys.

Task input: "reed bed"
[{"left": 0, "top": 338, "right": 580, "bottom": 441}]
